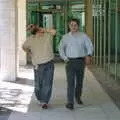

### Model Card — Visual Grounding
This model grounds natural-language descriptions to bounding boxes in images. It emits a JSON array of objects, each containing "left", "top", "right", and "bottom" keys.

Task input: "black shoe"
[
  {"left": 65, "top": 103, "right": 74, "bottom": 110},
  {"left": 75, "top": 90, "right": 82, "bottom": 104},
  {"left": 75, "top": 93, "right": 83, "bottom": 105},
  {"left": 76, "top": 99, "right": 83, "bottom": 105},
  {"left": 42, "top": 104, "right": 48, "bottom": 109}
]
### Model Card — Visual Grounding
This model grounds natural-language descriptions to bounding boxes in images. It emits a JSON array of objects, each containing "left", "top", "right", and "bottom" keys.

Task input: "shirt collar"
[{"left": 69, "top": 31, "right": 81, "bottom": 37}]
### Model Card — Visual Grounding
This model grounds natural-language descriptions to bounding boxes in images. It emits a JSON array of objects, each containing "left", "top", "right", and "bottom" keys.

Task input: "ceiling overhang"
[{"left": 27, "top": 0, "right": 84, "bottom": 5}]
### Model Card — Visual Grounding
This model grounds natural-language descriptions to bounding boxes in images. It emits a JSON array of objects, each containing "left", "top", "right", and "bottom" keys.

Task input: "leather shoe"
[
  {"left": 42, "top": 104, "right": 48, "bottom": 109},
  {"left": 76, "top": 98, "right": 83, "bottom": 105},
  {"left": 65, "top": 103, "right": 74, "bottom": 110}
]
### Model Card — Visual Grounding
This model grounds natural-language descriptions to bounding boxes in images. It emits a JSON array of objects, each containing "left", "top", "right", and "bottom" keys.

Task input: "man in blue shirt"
[{"left": 59, "top": 18, "right": 93, "bottom": 110}]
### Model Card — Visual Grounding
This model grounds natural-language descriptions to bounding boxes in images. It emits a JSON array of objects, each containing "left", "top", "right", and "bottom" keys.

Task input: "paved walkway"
[{"left": 1, "top": 63, "right": 120, "bottom": 120}]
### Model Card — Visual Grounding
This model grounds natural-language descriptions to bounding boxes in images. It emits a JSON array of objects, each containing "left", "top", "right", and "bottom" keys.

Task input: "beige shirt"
[{"left": 23, "top": 33, "right": 54, "bottom": 65}]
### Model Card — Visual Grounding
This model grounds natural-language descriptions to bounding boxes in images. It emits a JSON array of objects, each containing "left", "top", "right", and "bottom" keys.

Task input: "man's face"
[
  {"left": 30, "top": 25, "right": 39, "bottom": 35},
  {"left": 69, "top": 21, "right": 79, "bottom": 32}
]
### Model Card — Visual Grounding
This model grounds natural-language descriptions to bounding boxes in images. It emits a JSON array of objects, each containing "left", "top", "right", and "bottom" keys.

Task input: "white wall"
[
  {"left": 17, "top": 0, "right": 26, "bottom": 66},
  {"left": 0, "top": 0, "right": 17, "bottom": 81}
]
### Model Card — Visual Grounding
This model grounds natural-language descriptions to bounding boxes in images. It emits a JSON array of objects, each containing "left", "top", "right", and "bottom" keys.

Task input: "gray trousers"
[{"left": 66, "top": 58, "right": 85, "bottom": 104}]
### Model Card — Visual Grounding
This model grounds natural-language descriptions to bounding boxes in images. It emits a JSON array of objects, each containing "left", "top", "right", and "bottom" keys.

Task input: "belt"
[{"left": 68, "top": 57, "right": 84, "bottom": 60}]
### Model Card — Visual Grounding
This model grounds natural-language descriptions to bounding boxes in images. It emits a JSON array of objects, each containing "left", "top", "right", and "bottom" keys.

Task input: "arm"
[
  {"left": 22, "top": 38, "right": 32, "bottom": 57},
  {"left": 22, "top": 45, "right": 32, "bottom": 57},
  {"left": 58, "top": 37, "right": 69, "bottom": 62},
  {"left": 84, "top": 34, "right": 93, "bottom": 65},
  {"left": 85, "top": 55, "right": 92, "bottom": 65},
  {"left": 47, "top": 28, "right": 56, "bottom": 36},
  {"left": 40, "top": 28, "right": 56, "bottom": 36}
]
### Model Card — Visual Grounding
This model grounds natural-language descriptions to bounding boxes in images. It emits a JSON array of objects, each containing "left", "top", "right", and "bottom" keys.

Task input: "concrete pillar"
[
  {"left": 0, "top": 0, "right": 17, "bottom": 81},
  {"left": 18, "top": 0, "right": 26, "bottom": 66},
  {"left": 85, "top": 0, "right": 93, "bottom": 40}
]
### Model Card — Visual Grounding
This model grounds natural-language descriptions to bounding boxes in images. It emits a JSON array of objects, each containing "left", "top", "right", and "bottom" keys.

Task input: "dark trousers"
[
  {"left": 34, "top": 60, "right": 54, "bottom": 104},
  {"left": 66, "top": 58, "right": 85, "bottom": 104}
]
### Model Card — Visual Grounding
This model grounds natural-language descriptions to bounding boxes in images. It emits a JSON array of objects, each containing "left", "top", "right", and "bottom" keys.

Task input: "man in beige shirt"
[{"left": 22, "top": 24, "right": 56, "bottom": 109}]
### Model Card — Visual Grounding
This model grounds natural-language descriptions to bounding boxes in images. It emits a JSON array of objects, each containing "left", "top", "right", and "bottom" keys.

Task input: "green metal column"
[
  {"left": 108, "top": 0, "right": 111, "bottom": 72},
  {"left": 93, "top": 0, "right": 96, "bottom": 64},
  {"left": 115, "top": 0, "right": 118, "bottom": 80},
  {"left": 64, "top": 0, "right": 69, "bottom": 33},
  {"left": 99, "top": 0, "right": 103, "bottom": 67},
  {"left": 96, "top": 0, "right": 99, "bottom": 65},
  {"left": 117, "top": 0, "right": 120, "bottom": 80},
  {"left": 103, "top": 0, "right": 107, "bottom": 69},
  {"left": 53, "top": 12, "right": 64, "bottom": 53}
]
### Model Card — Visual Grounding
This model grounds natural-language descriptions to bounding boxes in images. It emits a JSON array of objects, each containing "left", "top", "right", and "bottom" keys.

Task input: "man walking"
[
  {"left": 22, "top": 24, "right": 56, "bottom": 109},
  {"left": 59, "top": 18, "right": 93, "bottom": 110}
]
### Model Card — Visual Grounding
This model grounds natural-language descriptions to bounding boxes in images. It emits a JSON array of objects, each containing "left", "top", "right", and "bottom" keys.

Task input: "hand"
[
  {"left": 28, "top": 51, "right": 32, "bottom": 57},
  {"left": 25, "top": 48, "right": 32, "bottom": 57},
  {"left": 38, "top": 28, "right": 56, "bottom": 36},
  {"left": 39, "top": 28, "right": 46, "bottom": 33},
  {"left": 65, "top": 59, "right": 69, "bottom": 64},
  {"left": 49, "top": 29, "right": 56, "bottom": 36},
  {"left": 45, "top": 28, "right": 56, "bottom": 36},
  {"left": 85, "top": 56, "right": 92, "bottom": 65}
]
